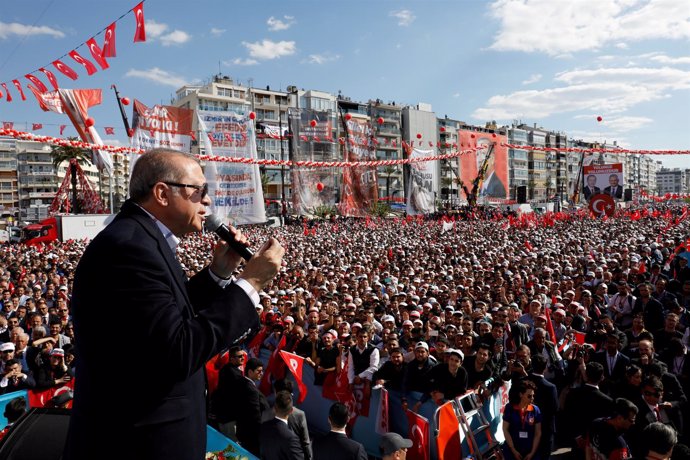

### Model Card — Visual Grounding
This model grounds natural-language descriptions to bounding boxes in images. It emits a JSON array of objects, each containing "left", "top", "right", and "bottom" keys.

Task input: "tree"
[{"left": 51, "top": 139, "right": 92, "bottom": 214}]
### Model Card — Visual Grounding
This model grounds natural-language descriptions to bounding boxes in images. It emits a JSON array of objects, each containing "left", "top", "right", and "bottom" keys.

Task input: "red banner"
[
  {"left": 258, "top": 334, "right": 286, "bottom": 395},
  {"left": 407, "top": 409, "right": 430, "bottom": 460},
  {"left": 28, "top": 380, "right": 75, "bottom": 408},
  {"left": 25, "top": 74, "right": 48, "bottom": 93},
  {"left": 86, "top": 38, "right": 109, "bottom": 70},
  {"left": 132, "top": 2, "right": 146, "bottom": 42},
  {"left": 11, "top": 80, "right": 26, "bottom": 101},
  {"left": 436, "top": 401, "right": 461, "bottom": 460},
  {"left": 39, "top": 68, "right": 59, "bottom": 91},
  {"left": 32, "top": 123, "right": 43, "bottom": 131},
  {"left": 102, "top": 22, "right": 117, "bottom": 57},
  {"left": 1, "top": 83, "right": 12, "bottom": 102},
  {"left": 52, "top": 59, "right": 79, "bottom": 80},
  {"left": 69, "top": 50, "right": 98, "bottom": 76},
  {"left": 339, "top": 118, "right": 378, "bottom": 217},
  {"left": 458, "top": 130, "right": 508, "bottom": 200},
  {"left": 375, "top": 388, "right": 389, "bottom": 435},
  {"left": 279, "top": 350, "right": 308, "bottom": 403}
]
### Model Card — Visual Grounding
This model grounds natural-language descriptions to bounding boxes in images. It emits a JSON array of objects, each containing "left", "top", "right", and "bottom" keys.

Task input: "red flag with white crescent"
[
  {"left": 102, "top": 22, "right": 117, "bottom": 57},
  {"left": 12, "top": 80, "right": 26, "bottom": 101},
  {"left": 39, "top": 68, "right": 59, "bottom": 90},
  {"left": 406, "top": 409, "right": 430, "bottom": 460},
  {"left": 68, "top": 50, "right": 98, "bottom": 75},
  {"left": 279, "top": 350, "right": 308, "bottom": 403},
  {"left": 52, "top": 60, "right": 79, "bottom": 80},
  {"left": 60, "top": 125, "right": 67, "bottom": 135},
  {"left": 28, "top": 379, "right": 75, "bottom": 408},
  {"left": 132, "top": 2, "right": 146, "bottom": 42},
  {"left": 258, "top": 334, "right": 286, "bottom": 395},
  {"left": 104, "top": 127, "right": 115, "bottom": 135},
  {"left": 1, "top": 83, "right": 12, "bottom": 102},
  {"left": 85, "top": 38, "right": 110, "bottom": 70},
  {"left": 25, "top": 74, "right": 48, "bottom": 93},
  {"left": 32, "top": 123, "right": 43, "bottom": 131}
]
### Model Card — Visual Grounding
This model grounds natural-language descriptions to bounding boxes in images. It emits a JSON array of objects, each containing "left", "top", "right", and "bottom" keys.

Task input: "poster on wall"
[
  {"left": 198, "top": 110, "right": 266, "bottom": 225},
  {"left": 457, "top": 131, "right": 508, "bottom": 201},
  {"left": 339, "top": 118, "right": 378, "bottom": 217},
  {"left": 582, "top": 163, "right": 624, "bottom": 201},
  {"left": 406, "top": 148, "right": 436, "bottom": 216}
]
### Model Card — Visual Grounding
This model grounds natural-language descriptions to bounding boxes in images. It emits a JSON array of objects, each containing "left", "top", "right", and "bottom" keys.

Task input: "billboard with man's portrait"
[{"left": 582, "top": 163, "right": 624, "bottom": 201}]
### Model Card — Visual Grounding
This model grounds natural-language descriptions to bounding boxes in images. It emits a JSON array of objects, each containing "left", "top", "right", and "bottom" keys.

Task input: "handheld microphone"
[{"left": 204, "top": 214, "right": 253, "bottom": 260}]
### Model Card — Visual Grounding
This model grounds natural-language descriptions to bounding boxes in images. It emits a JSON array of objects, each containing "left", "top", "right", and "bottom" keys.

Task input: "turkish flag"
[
  {"left": 1, "top": 83, "right": 12, "bottom": 102},
  {"left": 25, "top": 74, "right": 48, "bottom": 93},
  {"left": 39, "top": 68, "right": 59, "bottom": 90},
  {"left": 132, "top": 2, "right": 146, "bottom": 42},
  {"left": 258, "top": 334, "right": 286, "bottom": 395},
  {"left": 279, "top": 350, "right": 308, "bottom": 403},
  {"left": 32, "top": 123, "right": 43, "bottom": 131},
  {"left": 247, "top": 326, "right": 268, "bottom": 358},
  {"left": 406, "top": 409, "right": 430, "bottom": 460},
  {"left": 102, "top": 22, "right": 117, "bottom": 57},
  {"left": 573, "top": 331, "right": 586, "bottom": 345},
  {"left": 69, "top": 50, "right": 98, "bottom": 75},
  {"left": 60, "top": 125, "right": 67, "bottom": 135},
  {"left": 28, "top": 379, "right": 75, "bottom": 408},
  {"left": 375, "top": 388, "right": 390, "bottom": 435},
  {"left": 52, "top": 59, "right": 79, "bottom": 80},
  {"left": 86, "top": 38, "right": 109, "bottom": 70},
  {"left": 544, "top": 307, "right": 557, "bottom": 346},
  {"left": 104, "top": 127, "right": 115, "bottom": 135},
  {"left": 436, "top": 401, "right": 461, "bottom": 460},
  {"left": 205, "top": 350, "right": 230, "bottom": 396},
  {"left": 12, "top": 80, "right": 26, "bottom": 101}
]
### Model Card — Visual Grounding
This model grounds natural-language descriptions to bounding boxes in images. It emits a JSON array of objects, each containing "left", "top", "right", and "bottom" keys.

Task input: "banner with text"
[
  {"left": 339, "top": 118, "right": 378, "bottom": 217},
  {"left": 458, "top": 130, "right": 508, "bottom": 201},
  {"left": 582, "top": 163, "right": 625, "bottom": 202},
  {"left": 131, "top": 100, "right": 194, "bottom": 152},
  {"left": 406, "top": 149, "right": 437, "bottom": 216},
  {"left": 198, "top": 110, "right": 266, "bottom": 224}
]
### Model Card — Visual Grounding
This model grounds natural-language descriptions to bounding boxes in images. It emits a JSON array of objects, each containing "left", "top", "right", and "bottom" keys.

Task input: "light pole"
[{"left": 278, "top": 95, "right": 286, "bottom": 201}]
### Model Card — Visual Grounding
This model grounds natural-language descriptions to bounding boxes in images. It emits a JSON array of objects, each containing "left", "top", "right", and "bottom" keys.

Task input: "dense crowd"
[{"left": 0, "top": 203, "right": 688, "bottom": 460}]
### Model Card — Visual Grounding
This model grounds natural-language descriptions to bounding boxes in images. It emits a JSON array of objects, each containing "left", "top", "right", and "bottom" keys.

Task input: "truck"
[
  {"left": 20, "top": 214, "right": 116, "bottom": 245},
  {"left": 0, "top": 226, "right": 21, "bottom": 244}
]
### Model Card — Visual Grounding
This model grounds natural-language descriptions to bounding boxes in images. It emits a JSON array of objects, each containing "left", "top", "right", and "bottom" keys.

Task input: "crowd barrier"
[{"left": 260, "top": 350, "right": 510, "bottom": 459}]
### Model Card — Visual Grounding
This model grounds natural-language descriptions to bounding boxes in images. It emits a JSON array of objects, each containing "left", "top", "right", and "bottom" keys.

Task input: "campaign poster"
[
  {"left": 406, "top": 149, "right": 437, "bottom": 216},
  {"left": 582, "top": 163, "right": 624, "bottom": 201},
  {"left": 198, "top": 110, "right": 266, "bottom": 225},
  {"left": 131, "top": 100, "right": 194, "bottom": 152},
  {"left": 458, "top": 130, "right": 509, "bottom": 200},
  {"left": 339, "top": 118, "right": 378, "bottom": 217}
]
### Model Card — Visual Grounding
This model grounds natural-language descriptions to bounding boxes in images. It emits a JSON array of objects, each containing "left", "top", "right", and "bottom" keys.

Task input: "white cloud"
[
  {"left": 452, "top": 92, "right": 461, "bottom": 98},
  {"left": 472, "top": 66, "right": 690, "bottom": 121},
  {"left": 144, "top": 20, "right": 190, "bottom": 46},
  {"left": 145, "top": 20, "right": 168, "bottom": 38},
  {"left": 228, "top": 58, "right": 259, "bottom": 66},
  {"left": 160, "top": 30, "right": 191, "bottom": 46},
  {"left": 242, "top": 39, "right": 296, "bottom": 60},
  {"left": 125, "top": 67, "right": 189, "bottom": 88},
  {"left": 210, "top": 28, "right": 226, "bottom": 37},
  {"left": 600, "top": 115, "right": 654, "bottom": 132},
  {"left": 522, "top": 73, "right": 542, "bottom": 85},
  {"left": 650, "top": 54, "right": 690, "bottom": 65},
  {"left": 0, "top": 22, "right": 64, "bottom": 39},
  {"left": 489, "top": 0, "right": 690, "bottom": 55},
  {"left": 267, "top": 15, "right": 295, "bottom": 31},
  {"left": 390, "top": 9, "right": 416, "bottom": 27},
  {"left": 306, "top": 53, "right": 340, "bottom": 64},
  {"left": 615, "top": 42, "right": 629, "bottom": 49}
]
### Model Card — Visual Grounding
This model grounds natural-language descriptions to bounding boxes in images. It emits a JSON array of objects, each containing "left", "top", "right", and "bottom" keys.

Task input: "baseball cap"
[
  {"left": 50, "top": 348, "right": 65, "bottom": 357},
  {"left": 0, "top": 343, "right": 14, "bottom": 352},
  {"left": 380, "top": 433, "right": 413, "bottom": 456},
  {"left": 415, "top": 341, "right": 429, "bottom": 351}
]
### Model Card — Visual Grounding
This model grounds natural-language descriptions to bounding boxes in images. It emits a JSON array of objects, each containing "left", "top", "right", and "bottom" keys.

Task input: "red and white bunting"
[
  {"left": 69, "top": 50, "right": 98, "bottom": 75},
  {"left": 52, "top": 59, "right": 79, "bottom": 80},
  {"left": 85, "top": 38, "right": 109, "bottom": 70}
]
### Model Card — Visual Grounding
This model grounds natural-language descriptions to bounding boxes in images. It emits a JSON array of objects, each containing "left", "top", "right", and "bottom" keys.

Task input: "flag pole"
[{"left": 111, "top": 85, "right": 131, "bottom": 135}]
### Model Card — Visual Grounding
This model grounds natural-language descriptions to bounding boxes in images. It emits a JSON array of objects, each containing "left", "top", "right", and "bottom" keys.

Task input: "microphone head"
[{"left": 204, "top": 214, "right": 223, "bottom": 232}]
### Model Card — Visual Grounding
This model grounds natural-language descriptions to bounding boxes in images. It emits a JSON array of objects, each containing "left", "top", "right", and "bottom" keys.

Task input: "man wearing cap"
[
  {"left": 403, "top": 342, "right": 436, "bottom": 393},
  {"left": 380, "top": 432, "right": 413, "bottom": 460},
  {"left": 419, "top": 348, "right": 467, "bottom": 407}
]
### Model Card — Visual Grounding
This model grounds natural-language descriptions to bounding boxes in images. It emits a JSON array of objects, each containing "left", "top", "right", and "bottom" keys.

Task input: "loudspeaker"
[
  {"left": 517, "top": 186, "right": 527, "bottom": 204},
  {"left": 624, "top": 188, "right": 633, "bottom": 201},
  {"left": 0, "top": 408, "right": 70, "bottom": 460}
]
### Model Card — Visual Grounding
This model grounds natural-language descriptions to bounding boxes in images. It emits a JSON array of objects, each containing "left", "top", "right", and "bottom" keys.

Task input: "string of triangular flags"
[
  {"left": 0, "top": 1, "right": 146, "bottom": 102},
  {"left": 1, "top": 121, "right": 117, "bottom": 136}
]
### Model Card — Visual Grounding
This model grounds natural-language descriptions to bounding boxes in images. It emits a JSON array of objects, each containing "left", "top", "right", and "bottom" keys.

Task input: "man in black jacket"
[
  {"left": 260, "top": 391, "right": 304, "bottom": 460},
  {"left": 528, "top": 355, "right": 559, "bottom": 460},
  {"left": 313, "top": 403, "right": 367, "bottom": 460}
]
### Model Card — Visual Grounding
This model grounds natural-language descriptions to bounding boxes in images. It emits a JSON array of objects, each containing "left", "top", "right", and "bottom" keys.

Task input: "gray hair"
[{"left": 129, "top": 148, "right": 200, "bottom": 202}]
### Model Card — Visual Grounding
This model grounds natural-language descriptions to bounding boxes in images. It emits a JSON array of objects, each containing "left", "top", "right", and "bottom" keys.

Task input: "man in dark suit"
[
  {"left": 507, "top": 304, "right": 529, "bottom": 356},
  {"left": 313, "top": 403, "right": 367, "bottom": 460},
  {"left": 583, "top": 174, "right": 601, "bottom": 201},
  {"left": 591, "top": 333, "right": 631, "bottom": 395},
  {"left": 262, "top": 379, "right": 312, "bottom": 460},
  {"left": 632, "top": 282, "right": 665, "bottom": 333},
  {"left": 260, "top": 391, "right": 304, "bottom": 460},
  {"left": 63, "top": 149, "right": 284, "bottom": 460},
  {"left": 527, "top": 355, "right": 559, "bottom": 459},
  {"left": 603, "top": 174, "right": 623, "bottom": 199}
]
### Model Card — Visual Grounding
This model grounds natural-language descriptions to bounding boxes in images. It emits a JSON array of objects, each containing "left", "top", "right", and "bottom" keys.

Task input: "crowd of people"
[{"left": 0, "top": 201, "right": 688, "bottom": 460}]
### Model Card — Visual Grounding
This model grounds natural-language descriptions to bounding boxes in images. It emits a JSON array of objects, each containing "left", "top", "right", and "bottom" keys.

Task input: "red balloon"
[
  {"left": 492, "top": 133, "right": 497, "bottom": 138},
  {"left": 345, "top": 113, "right": 352, "bottom": 121},
  {"left": 249, "top": 112, "right": 256, "bottom": 120},
  {"left": 310, "top": 120, "right": 317, "bottom": 127},
  {"left": 470, "top": 134, "right": 476, "bottom": 139},
  {"left": 127, "top": 128, "right": 134, "bottom": 137},
  {"left": 121, "top": 97, "right": 130, "bottom": 106},
  {"left": 377, "top": 117, "right": 384, "bottom": 125},
  {"left": 596, "top": 116, "right": 603, "bottom": 122},
  {"left": 439, "top": 127, "right": 445, "bottom": 133},
  {"left": 316, "top": 182, "right": 324, "bottom": 192},
  {"left": 416, "top": 133, "right": 422, "bottom": 139},
  {"left": 85, "top": 118, "right": 95, "bottom": 128}
]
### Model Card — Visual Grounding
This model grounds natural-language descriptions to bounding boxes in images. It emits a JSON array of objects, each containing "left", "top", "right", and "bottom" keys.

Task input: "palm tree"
[{"left": 51, "top": 138, "right": 91, "bottom": 214}]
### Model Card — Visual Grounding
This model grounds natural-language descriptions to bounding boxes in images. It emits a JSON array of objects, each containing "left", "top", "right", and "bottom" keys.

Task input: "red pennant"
[
  {"left": 132, "top": 2, "right": 146, "bottom": 42},
  {"left": 436, "top": 401, "right": 461, "bottom": 460},
  {"left": 104, "top": 127, "right": 115, "bottom": 135},
  {"left": 1, "top": 83, "right": 12, "bottom": 102},
  {"left": 52, "top": 59, "right": 79, "bottom": 80},
  {"left": 102, "top": 22, "right": 117, "bottom": 57},
  {"left": 32, "top": 123, "right": 43, "bottom": 131},
  {"left": 279, "top": 350, "right": 308, "bottom": 403},
  {"left": 69, "top": 50, "right": 98, "bottom": 75},
  {"left": 60, "top": 125, "right": 67, "bottom": 135},
  {"left": 11, "top": 80, "right": 26, "bottom": 101},
  {"left": 25, "top": 74, "right": 48, "bottom": 93},
  {"left": 39, "top": 68, "right": 59, "bottom": 90},
  {"left": 85, "top": 38, "right": 110, "bottom": 70}
]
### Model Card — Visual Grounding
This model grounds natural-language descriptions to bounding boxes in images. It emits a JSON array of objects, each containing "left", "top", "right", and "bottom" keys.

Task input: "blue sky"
[{"left": 1, "top": 0, "right": 689, "bottom": 168}]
